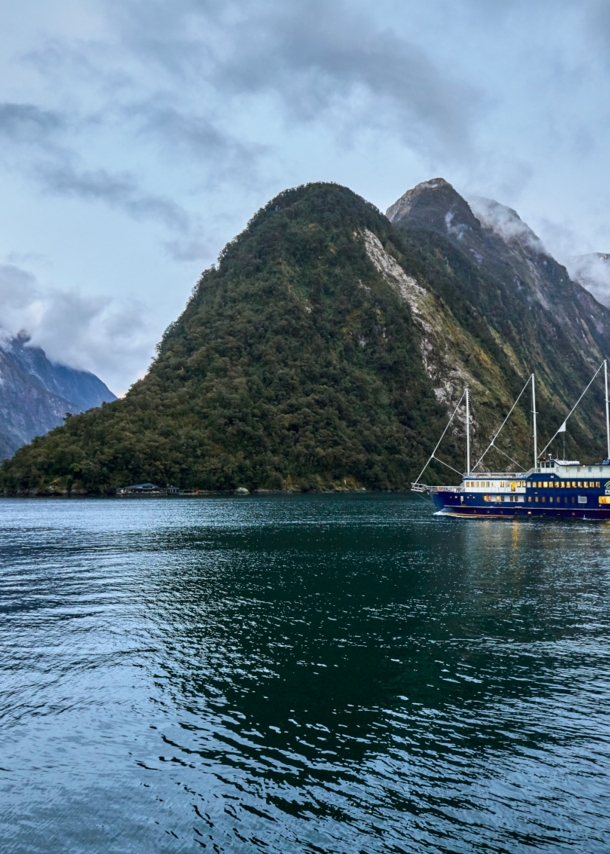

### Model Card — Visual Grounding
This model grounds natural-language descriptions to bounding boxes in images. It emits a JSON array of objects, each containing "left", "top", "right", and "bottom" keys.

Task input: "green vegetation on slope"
[{"left": 0, "top": 184, "right": 453, "bottom": 494}]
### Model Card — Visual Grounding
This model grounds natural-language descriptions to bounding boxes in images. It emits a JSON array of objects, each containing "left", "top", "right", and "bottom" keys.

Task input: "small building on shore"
[{"left": 116, "top": 483, "right": 179, "bottom": 496}]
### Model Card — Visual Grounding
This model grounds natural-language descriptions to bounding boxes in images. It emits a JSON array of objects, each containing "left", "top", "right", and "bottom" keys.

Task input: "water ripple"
[{"left": 1, "top": 495, "right": 610, "bottom": 852}]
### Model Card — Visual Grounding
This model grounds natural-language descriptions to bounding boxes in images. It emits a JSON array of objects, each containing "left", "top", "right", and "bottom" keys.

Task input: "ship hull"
[{"left": 431, "top": 490, "right": 610, "bottom": 519}]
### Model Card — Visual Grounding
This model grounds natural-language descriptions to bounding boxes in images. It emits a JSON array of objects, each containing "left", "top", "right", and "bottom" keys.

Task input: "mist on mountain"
[{"left": 0, "top": 331, "right": 116, "bottom": 459}]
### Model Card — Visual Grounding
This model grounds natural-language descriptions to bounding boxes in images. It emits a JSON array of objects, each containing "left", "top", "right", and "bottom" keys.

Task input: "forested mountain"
[
  {"left": 0, "top": 333, "right": 115, "bottom": 460},
  {"left": 2, "top": 180, "right": 610, "bottom": 495}
]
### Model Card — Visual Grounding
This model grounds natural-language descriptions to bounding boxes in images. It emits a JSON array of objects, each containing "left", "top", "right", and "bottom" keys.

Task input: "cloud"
[
  {"left": 0, "top": 262, "right": 156, "bottom": 394},
  {"left": 0, "top": 102, "right": 65, "bottom": 142},
  {"left": 127, "top": 100, "right": 269, "bottom": 188},
  {"left": 468, "top": 196, "right": 546, "bottom": 254},
  {"left": 107, "top": 0, "right": 479, "bottom": 158},
  {"left": 565, "top": 253, "right": 610, "bottom": 307},
  {"left": 0, "top": 101, "right": 199, "bottom": 237},
  {"left": 223, "top": 1, "right": 478, "bottom": 153},
  {"left": 36, "top": 163, "right": 192, "bottom": 231}
]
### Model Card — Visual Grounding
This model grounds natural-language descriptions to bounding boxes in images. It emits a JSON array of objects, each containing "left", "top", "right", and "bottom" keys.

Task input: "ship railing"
[
  {"left": 465, "top": 472, "right": 524, "bottom": 478},
  {"left": 411, "top": 483, "right": 464, "bottom": 494}
]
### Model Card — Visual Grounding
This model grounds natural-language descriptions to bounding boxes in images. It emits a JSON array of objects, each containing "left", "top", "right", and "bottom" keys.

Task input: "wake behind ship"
[{"left": 412, "top": 364, "right": 610, "bottom": 519}]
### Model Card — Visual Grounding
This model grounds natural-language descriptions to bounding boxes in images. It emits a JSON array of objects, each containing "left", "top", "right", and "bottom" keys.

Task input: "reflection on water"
[{"left": 2, "top": 495, "right": 610, "bottom": 852}]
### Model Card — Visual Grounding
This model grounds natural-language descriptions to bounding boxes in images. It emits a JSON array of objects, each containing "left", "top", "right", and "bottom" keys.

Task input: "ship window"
[
  {"left": 542, "top": 496, "right": 546, "bottom": 502},
  {"left": 578, "top": 496, "right": 587, "bottom": 504},
  {"left": 584, "top": 481, "right": 589, "bottom": 488},
  {"left": 550, "top": 496, "right": 553, "bottom": 503},
  {"left": 528, "top": 496, "right": 531, "bottom": 502},
  {"left": 597, "top": 482, "right": 601, "bottom": 488},
  {"left": 600, "top": 496, "right": 610, "bottom": 505},
  {"left": 486, "top": 482, "right": 490, "bottom": 487},
  {"left": 535, "top": 497, "right": 539, "bottom": 502},
  {"left": 484, "top": 495, "right": 491, "bottom": 502},
  {"left": 572, "top": 482, "right": 576, "bottom": 488}
]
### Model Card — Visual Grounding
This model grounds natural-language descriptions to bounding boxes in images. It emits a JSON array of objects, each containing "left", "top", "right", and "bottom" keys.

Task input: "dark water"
[{"left": 2, "top": 495, "right": 610, "bottom": 853}]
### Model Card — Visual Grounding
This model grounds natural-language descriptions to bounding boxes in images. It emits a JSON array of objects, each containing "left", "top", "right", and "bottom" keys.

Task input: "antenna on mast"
[
  {"left": 465, "top": 386, "right": 471, "bottom": 475},
  {"left": 604, "top": 359, "right": 610, "bottom": 460},
  {"left": 532, "top": 374, "right": 538, "bottom": 470}
]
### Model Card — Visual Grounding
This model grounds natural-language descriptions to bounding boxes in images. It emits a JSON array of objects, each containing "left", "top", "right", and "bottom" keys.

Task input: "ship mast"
[
  {"left": 532, "top": 373, "right": 538, "bottom": 470},
  {"left": 465, "top": 386, "right": 471, "bottom": 475},
  {"left": 604, "top": 359, "right": 610, "bottom": 460}
]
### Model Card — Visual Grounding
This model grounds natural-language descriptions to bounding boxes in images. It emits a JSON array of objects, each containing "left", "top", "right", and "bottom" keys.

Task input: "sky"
[{"left": 2, "top": 0, "right": 610, "bottom": 394}]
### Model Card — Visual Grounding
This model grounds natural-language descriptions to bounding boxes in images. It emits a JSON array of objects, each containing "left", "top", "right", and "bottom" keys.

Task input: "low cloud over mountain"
[{"left": 0, "top": 261, "right": 155, "bottom": 394}]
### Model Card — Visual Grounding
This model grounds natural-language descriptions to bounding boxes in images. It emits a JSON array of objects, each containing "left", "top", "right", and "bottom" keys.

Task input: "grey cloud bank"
[{"left": 1, "top": 0, "right": 610, "bottom": 391}]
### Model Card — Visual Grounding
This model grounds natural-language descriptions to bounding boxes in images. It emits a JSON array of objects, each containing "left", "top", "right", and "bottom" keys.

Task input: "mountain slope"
[
  {"left": 387, "top": 178, "right": 610, "bottom": 466},
  {"left": 0, "top": 333, "right": 116, "bottom": 458},
  {"left": 2, "top": 180, "right": 610, "bottom": 495}
]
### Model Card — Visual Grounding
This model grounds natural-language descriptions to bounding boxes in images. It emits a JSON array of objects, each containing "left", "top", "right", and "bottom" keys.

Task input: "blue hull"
[{"left": 432, "top": 490, "right": 610, "bottom": 520}]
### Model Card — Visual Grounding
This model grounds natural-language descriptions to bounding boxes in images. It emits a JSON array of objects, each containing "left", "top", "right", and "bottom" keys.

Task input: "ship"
[{"left": 412, "top": 361, "right": 610, "bottom": 519}]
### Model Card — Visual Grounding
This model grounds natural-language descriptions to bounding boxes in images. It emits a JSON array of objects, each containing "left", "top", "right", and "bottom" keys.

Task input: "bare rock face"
[{"left": 0, "top": 333, "right": 115, "bottom": 458}]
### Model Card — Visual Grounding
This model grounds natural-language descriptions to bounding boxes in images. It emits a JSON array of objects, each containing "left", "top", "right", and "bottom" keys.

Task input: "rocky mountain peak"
[{"left": 386, "top": 178, "right": 481, "bottom": 238}]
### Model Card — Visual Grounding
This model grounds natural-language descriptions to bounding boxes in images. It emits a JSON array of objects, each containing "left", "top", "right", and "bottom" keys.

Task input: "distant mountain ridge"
[
  {"left": 0, "top": 332, "right": 116, "bottom": 458},
  {"left": 3, "top": 179, "right": 610, "bottom": 494}
]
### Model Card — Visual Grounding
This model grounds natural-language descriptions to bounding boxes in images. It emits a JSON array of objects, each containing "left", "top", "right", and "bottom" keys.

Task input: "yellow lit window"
[
  {"left": 542, "top": 496, "right": 546, "bottom": 502},
  {"left": 585, "top": 481, "right": 589, "bottom": 488},
  {"left": 597, "top": 482, "right": 601, "bottom": 488},
  {"left": 483, "top": 495, "right": 491, "bottom": 502},
  {"left": 528, "top": 496, "right": 531, "bottom": 502},
  {"left": 535, "top": 497, "right": 539, "bottom": 502},
  {"left": 486, "top": 482, "right": 490, "bottom": 487},
  {"left": 599, "top": 496, "right": 610, "bottom": 505}
]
